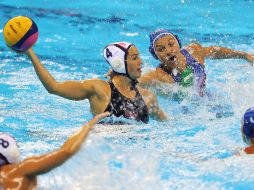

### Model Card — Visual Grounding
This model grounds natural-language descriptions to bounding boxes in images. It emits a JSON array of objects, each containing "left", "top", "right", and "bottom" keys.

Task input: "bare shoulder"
[
  {"left": 184, "top": 43, "right": 205, "bottom": 64},
  {"left": 81, "top": 78, "right": 109, "bottom": 89},
  {"left": 82, "top": 78, "right": 108, "bottom": 85},
  {"left": 83, "top": 78, "right": 111, "bottom": 96}
]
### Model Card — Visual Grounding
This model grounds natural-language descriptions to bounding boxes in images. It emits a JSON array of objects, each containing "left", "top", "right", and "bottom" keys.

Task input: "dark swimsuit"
[
  {"left": 104, "top": 81, "right": 149, "bottom": 123},
  {"left": 158, "top": 49, "right": 206, "bottom": 95}
]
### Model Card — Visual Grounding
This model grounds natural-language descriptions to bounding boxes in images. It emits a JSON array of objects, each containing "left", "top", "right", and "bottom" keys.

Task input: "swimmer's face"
[
  {"left": 126, "top": 46, "right": 142, "bottom": 80},
  {"left": 154, "top": 35, "right": 181, "bottom": 65}
]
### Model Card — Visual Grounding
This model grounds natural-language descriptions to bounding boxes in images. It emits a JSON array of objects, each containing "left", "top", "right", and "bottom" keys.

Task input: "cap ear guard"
[
  {"left": 103, "top": 42, "right": 135, "bottom": 78},
  {"left": 103, "top": 45, "right": 127, "bottom": 74},
  {"left": 241, "top": 123, "right": 251, "bottom": 145},
  {"left": 243, "top": 134, "right": 251, "bottom": 145},
  {"left": 149, "top": 45, "right": 159, "bottom": 60},
  {"left": 174, "top": 34, "right": 182, "bottom": 49}
]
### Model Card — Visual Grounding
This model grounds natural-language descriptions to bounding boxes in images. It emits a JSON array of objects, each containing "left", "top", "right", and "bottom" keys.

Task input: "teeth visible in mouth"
[
  {"left": 170, "top": 56, "right": 176, "bottom": 61},
  {"left": 165, "top": 56, "right": 176, "bottom": 61}
]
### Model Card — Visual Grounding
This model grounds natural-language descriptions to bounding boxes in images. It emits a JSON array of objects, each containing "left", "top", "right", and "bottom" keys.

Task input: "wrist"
[{"left": 25, "top": 48, "right": 33, "bottom": 56}]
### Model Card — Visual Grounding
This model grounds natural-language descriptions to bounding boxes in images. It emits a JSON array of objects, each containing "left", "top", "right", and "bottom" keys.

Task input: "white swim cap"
[
  {"left": 0, "top": 133, "right": 20, "bottom": 166},
  {"left": 103, "top": 42, "right": 133, "bottom": 75}
]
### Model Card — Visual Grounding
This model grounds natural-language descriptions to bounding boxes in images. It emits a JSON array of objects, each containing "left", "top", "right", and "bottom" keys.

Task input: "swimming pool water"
[{"left": 1, "top": 1, "right": 254, "bottom": 189}]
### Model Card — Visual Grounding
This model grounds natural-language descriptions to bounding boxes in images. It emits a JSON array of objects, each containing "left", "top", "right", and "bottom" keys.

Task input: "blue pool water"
[{"left": 1, "top": 0, "right": 254, "bottom": 189}]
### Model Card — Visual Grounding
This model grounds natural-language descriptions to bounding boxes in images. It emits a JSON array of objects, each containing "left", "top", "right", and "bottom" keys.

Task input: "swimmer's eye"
[
  {"left": 156, "top": 46, "right": 165, "bottom": 52},
  {"left": 168, "top": 43, "right": 174, "bottom": 47},
  {"left": 133, "top": 56, "right": 139, "bottom": 60},
  {"left": 131, "top": 55, "right": 139, "bottom": 60}
]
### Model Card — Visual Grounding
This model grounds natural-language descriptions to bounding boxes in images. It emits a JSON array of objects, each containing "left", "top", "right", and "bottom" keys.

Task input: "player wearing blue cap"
[
  {"left": 139, "top": 29, "right": 254, "bottom": 96},
  {"left": 0, "top": 112, "right": 109, "bottom": 190},
  {"left": 241, "top": 108, "right": 254, "bottom": 154}
]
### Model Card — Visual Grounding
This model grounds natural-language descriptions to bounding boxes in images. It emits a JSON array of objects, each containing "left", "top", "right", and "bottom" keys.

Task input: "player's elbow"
[{"left": 46, "top": 83, "right": 61, "bottom": 95}]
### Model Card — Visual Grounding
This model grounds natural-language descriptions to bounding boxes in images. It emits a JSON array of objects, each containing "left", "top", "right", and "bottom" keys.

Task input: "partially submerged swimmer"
[
  {"left": 241, "top": 108, "right": 254, "bottom": 154},
  {"left": 0, "top": 112, "right": 109, "bottom": 190},
  {"left": 103, "top": 42, "right": 167, "bottom": 123},
  {"left": 25, "top": 41, "right": 167, "bottom": 123},
  {"left": 139, "top": 29, "right": 254, "bottom": 96}
]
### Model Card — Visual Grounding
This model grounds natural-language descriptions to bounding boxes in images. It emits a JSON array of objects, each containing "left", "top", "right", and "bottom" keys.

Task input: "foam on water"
[{"left": 1, "top": 0, "right": 254, "bottom": 189}]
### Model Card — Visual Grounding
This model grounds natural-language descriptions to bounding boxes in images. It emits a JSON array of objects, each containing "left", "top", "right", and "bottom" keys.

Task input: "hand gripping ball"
[{"left": 3, "top": 16, "right": 39, "bottom": 51}]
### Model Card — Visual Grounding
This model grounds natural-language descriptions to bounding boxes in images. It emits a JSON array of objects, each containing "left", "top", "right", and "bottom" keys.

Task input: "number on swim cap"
[
  {"left": 0, "top": 133, "right": 20, "bottom": 165},
  {"left": 0, "top": 138, "right": 9, "bottom": 148},
  {"left": 106, "top": 48, "right": 113, "bottom": 58}
]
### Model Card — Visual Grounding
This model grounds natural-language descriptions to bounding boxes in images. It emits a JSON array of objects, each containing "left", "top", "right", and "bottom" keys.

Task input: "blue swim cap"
[
  {"left": 149, "top": 29, "right": 182, "bottom": 60},
  {"left": 242, "top": 108, "right": 254, "bottom": 144}
]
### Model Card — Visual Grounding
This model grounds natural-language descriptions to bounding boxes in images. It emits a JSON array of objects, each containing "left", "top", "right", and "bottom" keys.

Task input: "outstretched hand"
[
  {"left": 94, "top": 112, "right": 111, "bottom": 121},
  {"left": 86, "top": 112, "right": 111, "bottom": 127}
]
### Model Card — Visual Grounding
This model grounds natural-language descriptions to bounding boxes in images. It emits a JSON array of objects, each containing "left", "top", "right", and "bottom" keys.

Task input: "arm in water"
[{"left": 11, "top": 112, "right": 110, "bottom": 177}]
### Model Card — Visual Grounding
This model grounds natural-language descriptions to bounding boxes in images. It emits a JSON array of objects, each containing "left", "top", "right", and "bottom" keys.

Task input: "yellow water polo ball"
[{"left": 3, "top": 16, "right": 39, "bottom": 51}]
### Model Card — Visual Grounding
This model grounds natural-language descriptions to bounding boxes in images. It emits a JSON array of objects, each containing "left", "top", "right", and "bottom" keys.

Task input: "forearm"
[
  {"left": 61, "top": 125, "right": 92, "bottom": 156},
  {"left": 61, "top": 113, "right": 108, "bottom": 155},
  {"left": 204, "top": 46, "right": 247, "bottom": 59},
  {"left": 18, "top": 113, "right": 108, "bottom": 177},
  {"left": 26, "top": 48, "right": 58, "bottom": 93},
  {"left": 15, "top": 127, "right": 91, "bottom": 177}
]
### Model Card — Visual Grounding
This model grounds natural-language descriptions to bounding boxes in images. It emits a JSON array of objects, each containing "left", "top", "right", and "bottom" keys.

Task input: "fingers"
[
  {"left": 95, "top": 111, "right": 111, "bottom": 120},
  {"left": 86, "top": 112, "right": 111, "bottom": 127}
]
